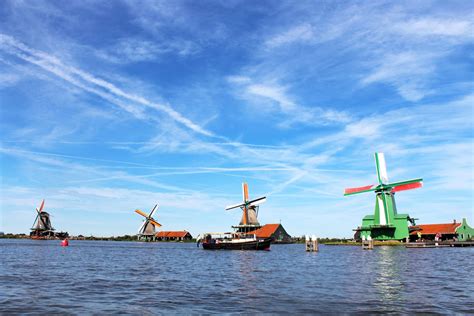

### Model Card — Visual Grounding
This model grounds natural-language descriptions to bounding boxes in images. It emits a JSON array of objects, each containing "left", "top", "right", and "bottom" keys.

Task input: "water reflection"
[{"left": 373, "top": 247, "right": 405, "bottom": 309}]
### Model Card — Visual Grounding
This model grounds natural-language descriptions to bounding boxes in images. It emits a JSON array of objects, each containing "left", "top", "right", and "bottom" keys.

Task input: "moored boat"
[{"left": 201, "top": 233, "right": 271, "bottom": 250}]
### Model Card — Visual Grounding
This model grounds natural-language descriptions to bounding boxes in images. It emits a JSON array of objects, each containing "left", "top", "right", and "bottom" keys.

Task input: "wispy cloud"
[
  {"left": 394, "top": 18, "right": 474, "bottom": 37},
  {"left": 0, "top": 34, "right": 213, "bottom": 136},
  {"left": 228, "top": 77, "right": 351, "bottom": 127},
  {"left": 265, "top": 24, "right": 314, "bottom": 48},
  {"left": 96, "top": 38, "right": 200, "bottom": 63},
  {"left": 0, "top": 71, "right": 20, "bottom": 88},
  {"left": 361, "top": 52, "right": 438, "bottom": 102}
]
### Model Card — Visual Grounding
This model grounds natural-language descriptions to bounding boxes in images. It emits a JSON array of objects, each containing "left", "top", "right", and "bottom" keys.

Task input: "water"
[{"left": 1, "top": 239, "right": 473, "bottom": 314}]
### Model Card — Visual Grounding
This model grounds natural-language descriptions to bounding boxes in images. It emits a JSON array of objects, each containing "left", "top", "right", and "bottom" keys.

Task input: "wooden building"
[
  {"left": 155, "top": 231, "right": 193, "bottom": 241},
  {"left": 409, "top": 218, "right": 474, "bottom": 242},
  {"left": 246, "top": 223, "right": 292, "bottom": 243}
]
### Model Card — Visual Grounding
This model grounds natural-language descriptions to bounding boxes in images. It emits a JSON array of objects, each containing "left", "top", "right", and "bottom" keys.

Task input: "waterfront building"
[
  {"left": 246, "top": 223, "right": 292, "bottom": 243},
  {"left": 155, "top": 231, "right": 193, "bottom": 241},
  {"left": 409, "top": 218, "right": 474, "bottom": 242}
]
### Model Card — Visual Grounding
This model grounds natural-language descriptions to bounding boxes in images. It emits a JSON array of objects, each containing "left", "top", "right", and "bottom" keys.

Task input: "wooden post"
[
  {"left": 362, "top": 236, "right": 374, "bottom": 250},
  {"left": 312, "top": 235, "right": 319, "bottom": 252},
  {"left": 305, "top": 235, "right": 319, "bottom": 252},
  {"left": 305, "top": 235, "right": 311, "bottom": 251}
]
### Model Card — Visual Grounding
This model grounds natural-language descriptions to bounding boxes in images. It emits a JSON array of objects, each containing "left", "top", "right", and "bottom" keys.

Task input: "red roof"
[
  {"left": 409, "top": 223, "right": 461, "bottom": 235},
  {"left": 247, "top": 224, "right": 281, "bottom": 238},
  {"left": 156, "top": 231, "right": 190, "bottom": 238}
]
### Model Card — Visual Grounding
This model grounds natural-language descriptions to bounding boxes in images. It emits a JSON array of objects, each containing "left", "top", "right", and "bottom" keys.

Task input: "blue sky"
[{"left": 0, "top": 0, "right": 473, "bottom": 237}]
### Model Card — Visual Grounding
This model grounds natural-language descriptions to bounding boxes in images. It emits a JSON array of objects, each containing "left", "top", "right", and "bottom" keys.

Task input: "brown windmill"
[
  {"left": 226, "top": 182, "right": 266, "bottom": 233},
  {"left": 30, "top": 199, "right": 55, "bottom": 239},
  {"left": 135, "top": 204, "right": 162, "bottom": 241}
]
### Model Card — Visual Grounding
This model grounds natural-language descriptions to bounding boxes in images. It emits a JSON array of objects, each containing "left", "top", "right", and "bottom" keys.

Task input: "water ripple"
[{"left": 1, "top": 240, "right": 473, "bottom": 313}]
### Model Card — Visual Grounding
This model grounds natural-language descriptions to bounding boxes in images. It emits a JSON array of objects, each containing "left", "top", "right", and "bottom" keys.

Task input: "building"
[
  {"left": 246, "top": 223, "right": 292, "bottom": 243},
  {"left": 155, "top": 231, "right": 193, "bottom": 241},
  {"left": 409, "top": 218, "right": 474, "bottom": 242}
]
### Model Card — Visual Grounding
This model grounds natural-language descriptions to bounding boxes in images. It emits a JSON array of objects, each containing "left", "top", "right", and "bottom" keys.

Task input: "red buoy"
[{"left": 61, "top": 239, "right": 69, "bottom": 247}]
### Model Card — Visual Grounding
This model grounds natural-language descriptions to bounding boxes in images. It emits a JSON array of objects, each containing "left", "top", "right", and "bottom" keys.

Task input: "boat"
[
  {"left": 201, "top": 233, "right": 271, "bottom": 250},
  {"left": 199, "top": 182, "right": 272, "bottom": 251}
]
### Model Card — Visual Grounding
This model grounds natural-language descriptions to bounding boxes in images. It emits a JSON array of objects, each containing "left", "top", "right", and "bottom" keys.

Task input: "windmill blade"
[
  {"left": 242, "top": 182, "right": 249, "bottom": 202},
  {"left": 390, "top": 179, "right": 423, "bottom": 193},
  {"left": 375, "top": 152, "right": 389, "bottom": 184},
  {"left": 249, "top": 196, "right": 266, "bottom": 207},
  {"left": 149, "top": 219, "right": 162, "bottom": 227},
  {"left": 148, "top": 204, "right": 158, "bottom": 217},
  {"left": 387, "top": 178, "right": 423, "bottom": 188},
  {"left": 344, "top": 184, "right": 377, "bottom": 196},
  {"left": 38, "top": 199, "right": 45, "bottom": 213},
  {"left": 32, "top": 213, "right": 40, "bottom": 229},
  {"left": 377, "top": 193, "right": 388, "bottom": 225},
  {"left": 135, "top": 209, "right": 149, "bottom": 218},
  {"left": 35, "top": 208, "right": 49, "bottom": 229},
  {"left": 138, "top": 221, "right": 147, "bottom": 234},
  {"left": 225, "top": 202, "right": 245, "bottom": 210}
]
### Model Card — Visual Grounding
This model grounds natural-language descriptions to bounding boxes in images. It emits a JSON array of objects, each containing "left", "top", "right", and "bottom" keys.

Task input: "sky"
[{"left": 0, "top": 0, "right": 473, "bottom": 238}]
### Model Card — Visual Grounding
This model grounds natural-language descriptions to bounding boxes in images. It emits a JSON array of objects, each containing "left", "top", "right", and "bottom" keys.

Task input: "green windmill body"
[{"left": 345, "top": 153, "right": 423, "bottom": 241}]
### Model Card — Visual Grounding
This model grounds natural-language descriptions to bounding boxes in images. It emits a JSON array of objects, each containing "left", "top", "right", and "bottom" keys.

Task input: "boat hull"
[{"left": 202, "top": 238, "right": 272, "bottom": 250}]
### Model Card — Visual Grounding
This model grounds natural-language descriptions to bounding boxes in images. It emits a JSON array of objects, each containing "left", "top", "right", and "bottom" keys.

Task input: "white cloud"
[
  {"left": 226, "top": 75, "right": 251, "bottom": 84},
  {"left": 229, "top": 78, "right": 351, "bottom": 127},
  {"left": 394, "top": 18, "right": 474, "bottom": 37},
  {"left": 247, "top": 83, "right": 296, "bottom": 111},
  {"left": 0, "top": 72, "right": 20, "bottom": 87},
  {"left": 97, "top": 38, "right": 200, "bottom": 63},
  {"left": 265, "top": 24, "right": 314, "bottom": 48},
  {"left": 344, "top": 118, "right": 382, "bottom": 139},
  {"left": 0, "top": 34, "right": 213, "bottom": 137},
  {"left": 361, "top": 52, "right": 437, "bottom": 101}
]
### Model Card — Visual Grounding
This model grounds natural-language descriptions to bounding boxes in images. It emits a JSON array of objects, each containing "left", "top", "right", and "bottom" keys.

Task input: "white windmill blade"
[
  {"left": 149, "top": 204, "right": 159, "bottom": 217},
  {"left": 138, "top": 220, "right": 147, "bottom": 234},
  {"left": 225, "top": 202, "right": 245, "bottom": 210},
  {"left": 376, "top": 194, "right": 387, "bottom": 225},
  {"left": 375, "top": 152, "right": 389, "bottom": 184},
  {"left": 249, "top": 196, "right": 266, "bottom": 207}
]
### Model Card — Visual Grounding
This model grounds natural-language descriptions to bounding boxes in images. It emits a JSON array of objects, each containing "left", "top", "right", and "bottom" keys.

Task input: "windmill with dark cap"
[{"left": 30, "top": 199, "right": 55, "bottom": 239}]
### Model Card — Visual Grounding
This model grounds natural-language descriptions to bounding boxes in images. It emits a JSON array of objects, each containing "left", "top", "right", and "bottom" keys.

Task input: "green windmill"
[{"left": 344, "top": 152, "right": 423, "bottom": 241}]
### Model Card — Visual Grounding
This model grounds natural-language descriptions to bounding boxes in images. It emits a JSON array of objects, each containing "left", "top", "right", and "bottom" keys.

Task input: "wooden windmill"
[
  {"left": 344, "top": 152, "right": 422, "bottom": 241},
  {"left": 30, "top": 199, "right": 55, "bottom": 239},
  {"left": 226, "top": 182, "right": 266, "bottom": 233},
  {"left": 135, "top": 204, "right": 162, "bottom": 241}
]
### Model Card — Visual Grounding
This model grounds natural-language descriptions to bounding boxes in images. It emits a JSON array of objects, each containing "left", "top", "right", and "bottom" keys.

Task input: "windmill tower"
[
  {"left": 344, "top": 152, "right": 422, "bottom": 241},
  {"left": 30, "top": 199, "right": 55, "bottom": 239},
  {"left": 226, "top": 182, "right": 266, "bottom": 233},
  {"left": 135, "top": 204, "right": 162, "bottom": 241}
]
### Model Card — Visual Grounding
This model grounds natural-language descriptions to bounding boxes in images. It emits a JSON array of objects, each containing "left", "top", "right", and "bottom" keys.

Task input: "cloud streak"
[{"left": 0, "top": 34, "right": 213, "bottom": 136}]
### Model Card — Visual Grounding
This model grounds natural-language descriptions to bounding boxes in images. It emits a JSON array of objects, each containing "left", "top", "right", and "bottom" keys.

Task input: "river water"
[{"left": 1, "top": 239, "right": 473, "bottom": 314}]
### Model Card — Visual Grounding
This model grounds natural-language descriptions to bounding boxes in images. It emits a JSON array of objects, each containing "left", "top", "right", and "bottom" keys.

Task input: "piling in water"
[
  {"left": 305, "top": 235, "right": 318, "bottom": 252},
  {"left": 361, "top": 236, "right": 373, "bottom": 250}
]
